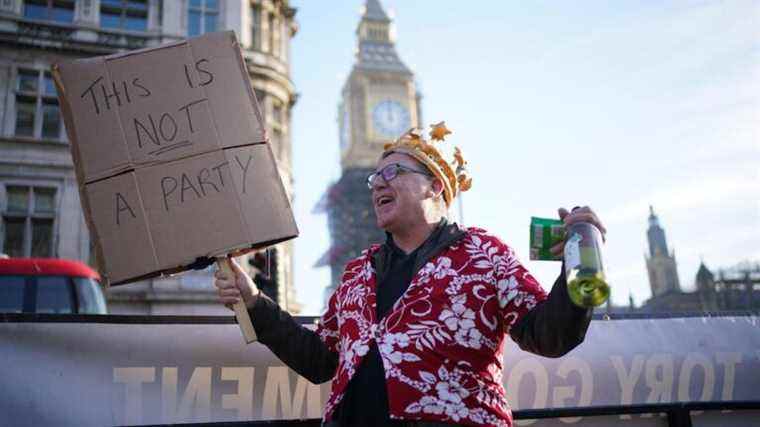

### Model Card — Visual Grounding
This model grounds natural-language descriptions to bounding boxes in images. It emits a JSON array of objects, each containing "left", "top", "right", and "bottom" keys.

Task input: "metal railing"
[{"left": 125, "top": 401, "right": 760, "bottom": 427}]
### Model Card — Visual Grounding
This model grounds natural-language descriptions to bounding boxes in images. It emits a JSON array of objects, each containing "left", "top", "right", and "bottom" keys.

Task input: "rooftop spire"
[
  {"left": 363, "top": 0, "right": 391, "bottom": 22},
  {"left": 648, "top": 204, "right": 660, "bottom": 228},
  {"left": 646, "top": 205, "right": 669, "bottom": 257},
  {"left": 696, "top": 260, "right": 714, "bottom": 280},
  {"left": 354, "top": 0, "right": 410, "bottom": 74}
]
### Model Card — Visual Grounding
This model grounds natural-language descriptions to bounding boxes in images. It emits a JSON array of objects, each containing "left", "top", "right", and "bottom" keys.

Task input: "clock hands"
[{"left": 374, "top": 100, "right": 408, "bottom": 136}]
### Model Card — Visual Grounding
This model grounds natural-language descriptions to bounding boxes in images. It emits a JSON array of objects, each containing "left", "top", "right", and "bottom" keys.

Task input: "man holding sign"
[{"left": 216, "top": 122, "right": 604, "bottom": 426}]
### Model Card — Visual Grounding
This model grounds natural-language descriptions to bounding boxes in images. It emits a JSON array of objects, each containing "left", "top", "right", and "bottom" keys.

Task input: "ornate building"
[
  {"left": 694, "top": 261, "right": 760, "bottom": 312},
  {"left": 641, "top": 260, "right": 760, "bottom": 313},
  {"left": 315, "top": 0, "right": 422, "bottom": 297},
  {"left": 640, "top": 206, "right": 687, "bottom": 312},
  {"left": 640, "top": 207, "right": 759, "bottom": 313},
  {"left": 0, "top": 0, "right": 300, "bottom": 314},
  {"left": 645, "top": 206, "right": 681, "bottom": 297}
]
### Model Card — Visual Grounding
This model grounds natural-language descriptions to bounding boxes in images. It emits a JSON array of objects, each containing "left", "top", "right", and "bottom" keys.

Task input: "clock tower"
[
  {"left": 318, "top": 0, "right": 422, "bottom": 295},
  {"left": 339, "top": 0, "right": 422, "bottom": 169}
]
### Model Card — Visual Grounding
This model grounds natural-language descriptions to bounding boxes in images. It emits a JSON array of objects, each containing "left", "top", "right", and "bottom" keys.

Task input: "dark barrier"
[
  {"left": 2, "top": 312, "right": 758, "bottom": 426},
  {"left": 135, "top": 401, "right": 760, "bottom": 427}
]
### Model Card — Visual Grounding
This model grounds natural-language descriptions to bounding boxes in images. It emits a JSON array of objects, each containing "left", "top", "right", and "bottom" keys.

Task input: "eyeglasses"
[{"left": 366, "top": 163, "right": 433, "bottom": 189}]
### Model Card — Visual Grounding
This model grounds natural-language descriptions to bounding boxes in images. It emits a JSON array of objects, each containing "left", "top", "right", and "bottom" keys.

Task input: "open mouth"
[{"left": 376, "top": 195, "right": 394, "bottom": 207}]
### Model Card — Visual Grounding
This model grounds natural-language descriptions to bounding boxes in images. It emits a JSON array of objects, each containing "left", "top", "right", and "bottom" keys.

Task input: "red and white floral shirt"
[{"left": 316, "top": 227, "right": 548, "bottom": 426}]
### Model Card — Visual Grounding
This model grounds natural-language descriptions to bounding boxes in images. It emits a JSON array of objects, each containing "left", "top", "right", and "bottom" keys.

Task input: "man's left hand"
[{"left": 550, "top": 206, "right": 607, "bottom": 256}]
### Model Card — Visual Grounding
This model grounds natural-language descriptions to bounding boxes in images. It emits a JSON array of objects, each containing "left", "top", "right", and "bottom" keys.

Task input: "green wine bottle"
[{"left": 564, "top": 222, "right": 610, "bottom": 307}]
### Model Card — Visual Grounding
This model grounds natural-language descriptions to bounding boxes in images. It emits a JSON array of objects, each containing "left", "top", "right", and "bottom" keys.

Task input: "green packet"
[{"left": 529, "top": 216, "right": 565, "bottom": 261}]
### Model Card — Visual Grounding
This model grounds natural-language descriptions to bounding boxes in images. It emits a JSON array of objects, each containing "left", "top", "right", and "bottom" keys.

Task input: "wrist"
[{"left": 245, "top": 286, "right": 260, "bottom": 310}]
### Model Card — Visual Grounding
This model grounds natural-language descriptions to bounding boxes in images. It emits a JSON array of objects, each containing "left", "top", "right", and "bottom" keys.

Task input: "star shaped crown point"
[{"left": 429, "top": 121, "right": 452, "bottom": 141}]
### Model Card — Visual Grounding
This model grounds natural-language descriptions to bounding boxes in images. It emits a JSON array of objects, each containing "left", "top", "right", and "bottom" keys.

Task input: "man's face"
[{"left": 371, "top": 153, "right": 434, "bottom": 233}]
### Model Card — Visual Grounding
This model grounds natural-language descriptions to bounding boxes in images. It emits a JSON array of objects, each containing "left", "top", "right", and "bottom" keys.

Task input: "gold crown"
[{"left": 383, "top": 121, "right": 472, "bottom": 206}]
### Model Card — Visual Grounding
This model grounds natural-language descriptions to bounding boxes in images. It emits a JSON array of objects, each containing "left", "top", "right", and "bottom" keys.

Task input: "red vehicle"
[{"left": 0, "top": 258, "right": 107, "bottom": 314}]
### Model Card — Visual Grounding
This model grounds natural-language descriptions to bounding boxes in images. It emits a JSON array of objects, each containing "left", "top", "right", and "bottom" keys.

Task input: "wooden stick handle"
[{"left": 217, "top": 257, "right": 257, "bottom": 343}]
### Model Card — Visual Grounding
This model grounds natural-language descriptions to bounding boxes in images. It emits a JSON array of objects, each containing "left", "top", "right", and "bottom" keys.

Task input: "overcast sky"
[{"left": 287, "top": 0, "right": 759, "bottom": 315}]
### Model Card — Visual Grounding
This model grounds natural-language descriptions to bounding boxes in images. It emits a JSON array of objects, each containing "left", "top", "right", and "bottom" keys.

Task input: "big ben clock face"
[{"left": 372, "top": 100, "right": 410, "bottom": 138}]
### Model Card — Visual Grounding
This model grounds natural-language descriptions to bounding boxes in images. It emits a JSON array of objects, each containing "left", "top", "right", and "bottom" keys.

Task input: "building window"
[
  {"left": 2, "top": 186, "right": 57, "bottom": 258},
  {"left": 272, "top": 102, "right": 283, "bottom": 124},
  {"left": 23, "top": 0, "right": 75, "bottom": 23},
  {"left": 250, "top": 3, "right": 261, "bottom": 49},
  {"left": 188, "top": 0, "right": 218, "bottom": 37},
  {"left": 14, "top": 68, "right": 64, "bottom": 140},
  {"left": 268, "top": 12, "right": 280, "bottom": 56},
  {"left": 281, "top": 19, "right": 289, "bottom": 62},
  {"left": 100, "top": 0, "right": 148, "bottom": 32}
]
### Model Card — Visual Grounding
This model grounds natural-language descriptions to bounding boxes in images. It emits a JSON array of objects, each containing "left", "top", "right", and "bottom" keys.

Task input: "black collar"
[
  {"left": 374, "top": 219, "right": 467, "bottom": 279},
  {"left": 385, "top": 218, "right": 447, "bottom": 256}
]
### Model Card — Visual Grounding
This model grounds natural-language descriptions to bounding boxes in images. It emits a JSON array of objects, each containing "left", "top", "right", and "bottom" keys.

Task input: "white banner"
[{"left": 1, "top": 315, "right": 758, "bottom": 426}]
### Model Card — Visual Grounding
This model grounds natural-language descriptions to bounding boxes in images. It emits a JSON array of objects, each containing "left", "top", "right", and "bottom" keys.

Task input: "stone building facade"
[
  {"left": 0, "top": 0, "right": 300, "bottom": 314},
  {"left": 693, "top": 261, "right": 760, "bottom": 312},
  {"left": 640, "top": 207, "right": 759, "bottom": 313},
  {"left": 641, "top": 261, "right": 760, "bottom": 313},
  {"left": 644, "top": 206, "right": 681, "bottom": 297}
]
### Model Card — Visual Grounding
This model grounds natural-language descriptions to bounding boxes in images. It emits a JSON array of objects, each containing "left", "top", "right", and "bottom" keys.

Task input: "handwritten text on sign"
[
  {"left": 114, "top": 153, "right": 254, "bottom": 226},
  {"left": 79, "top": 59, "right": 215, "bottom": 158}
]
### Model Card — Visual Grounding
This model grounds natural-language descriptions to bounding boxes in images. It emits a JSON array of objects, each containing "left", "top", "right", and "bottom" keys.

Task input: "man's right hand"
[{"left": 214, "top": 257, "right": 259, "bottom": 310}]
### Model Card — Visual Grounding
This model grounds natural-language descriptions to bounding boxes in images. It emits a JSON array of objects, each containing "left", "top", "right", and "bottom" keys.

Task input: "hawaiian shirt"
[{"left": 316, "top": 227, "right": 548, "bottom": 426}]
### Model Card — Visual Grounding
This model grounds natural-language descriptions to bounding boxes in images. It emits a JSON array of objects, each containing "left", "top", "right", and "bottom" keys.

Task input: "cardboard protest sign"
[{"left": 52, "top": 31, "right": 298, "bottom": 289}]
